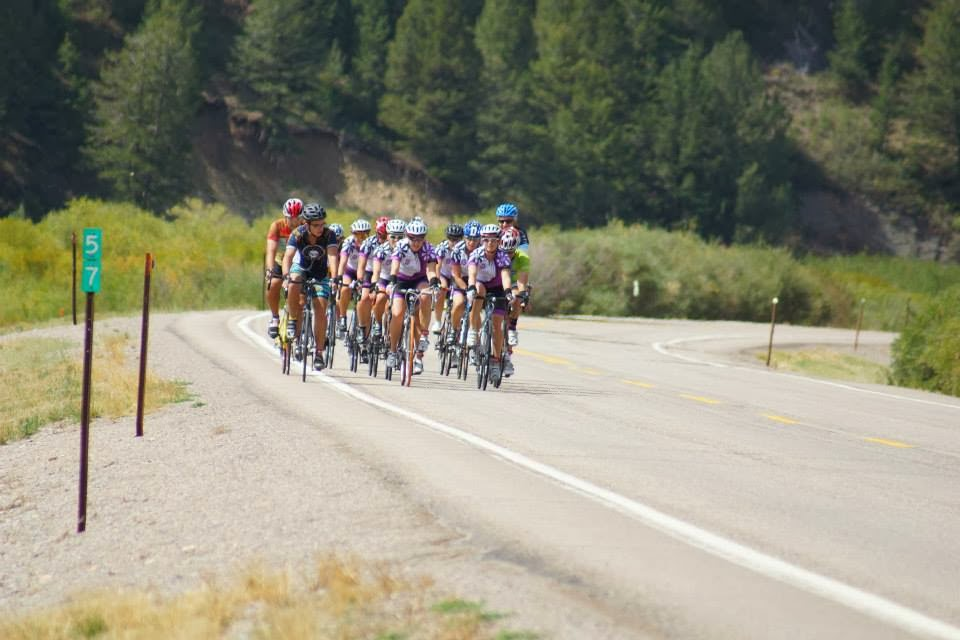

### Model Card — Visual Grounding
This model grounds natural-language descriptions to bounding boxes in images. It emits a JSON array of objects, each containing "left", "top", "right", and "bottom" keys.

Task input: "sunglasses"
[
  {"left": 482, "top": 237, "right": 500, "bottom": 242},
  {"left": 389, "top": 234, "right": 403, "bottom": 240},
  {"left": 308, "top": 221, "right": 325, "bottom": 228},
  {"left": 498, "top": 220, "right": 514, "bottom": 225},
  {"left": 408, "top": 235, "right": 426, "bottom": 241}
]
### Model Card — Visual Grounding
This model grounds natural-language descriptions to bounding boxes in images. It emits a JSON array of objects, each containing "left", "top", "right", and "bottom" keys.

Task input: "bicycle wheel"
[
  {"left": 478, "top": 315, "right": 492, "bottom": 391},
  {"left": 457, "top": 316, "right": 470, "bottom": 381},
  {"left": 399, "top": 313, "right": 411, "bottom": 386},
  {"left": 301, "top": 306, "right": 313, "bottom": 381},
  {"left": 325, "top": 302, "right": 336, "bottom": 369},
  {"left": 368, "top": 334, "right": 379, "bottom": 377},
  {"left": 348, "top": 312, "right": 359, "bottom": 373}
]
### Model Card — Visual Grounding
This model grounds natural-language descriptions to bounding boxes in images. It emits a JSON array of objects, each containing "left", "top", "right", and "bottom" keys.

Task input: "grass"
[
  {"left": 760, "top": 348, "right": 890, "bottom": 384},
  {"left": 0, "top": 331, "right": 192, "bottom": 444},
  {"left": 0, "top": 556, "right": 537, "bottom": 640}
]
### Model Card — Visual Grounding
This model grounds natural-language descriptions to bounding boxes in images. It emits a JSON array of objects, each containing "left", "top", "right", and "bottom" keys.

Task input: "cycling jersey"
[
  {"left": 339, "top": 234, "right": 365, "bottom": 274},
  {"left": 266, "top": 218, "right": 296, "bottom": 264},
  {"left": 359, "top": 236, "right": 381, "bottom": 274},
  {"left": 468, "top": 247, "right": 511, "bottom": 288},
  {"left": 509, "top": 249, "right": 530, "bottom": 280},
  {"left": 435, "top": 239, "right": 458, "bottom": 279},
  {"left": 391, "top": 239, "right": 438, "bottom": 281},
  {"left": 287, "top": 225, "right": 338, "bottom": 278}
]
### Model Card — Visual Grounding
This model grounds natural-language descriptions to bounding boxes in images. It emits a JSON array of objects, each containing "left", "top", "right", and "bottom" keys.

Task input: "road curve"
[{"left": 227, "top": 311, "right": 960, "bottom": 639}]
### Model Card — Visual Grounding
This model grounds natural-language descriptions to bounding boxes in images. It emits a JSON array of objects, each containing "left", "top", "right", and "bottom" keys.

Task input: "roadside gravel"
[{"left": 0, "top": 312, "right": 639, "bottom": 638}]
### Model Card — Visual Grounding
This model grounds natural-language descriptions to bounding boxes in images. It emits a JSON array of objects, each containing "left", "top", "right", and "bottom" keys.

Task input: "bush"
[{"left": 890, "top": 286, "right": 960, "bottom": 396}]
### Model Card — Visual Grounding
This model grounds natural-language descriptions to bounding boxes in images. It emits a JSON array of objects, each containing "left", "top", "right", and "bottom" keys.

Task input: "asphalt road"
[{"left": 226, "top": 312, "right": 960, "bottom": 639}]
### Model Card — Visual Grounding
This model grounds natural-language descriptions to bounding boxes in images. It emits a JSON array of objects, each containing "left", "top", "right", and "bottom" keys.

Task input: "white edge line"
[
  {"left": 653, "top": 335, "right": 960, "bottom": 411},
  {"left": 238, "top": 313, "right": 960, "bottom": 640}
]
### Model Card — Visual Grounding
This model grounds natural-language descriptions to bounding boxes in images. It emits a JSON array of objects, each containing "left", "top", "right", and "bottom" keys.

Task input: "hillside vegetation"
[
  {"left": 3, "top": 199, "right": 959, "bottom": 395},
  {"left": 3, "top": 0, "right": 959, "bottom": 254}
]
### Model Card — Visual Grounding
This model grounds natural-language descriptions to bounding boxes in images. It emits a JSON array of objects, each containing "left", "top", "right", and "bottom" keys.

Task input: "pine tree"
[
  {"left": 870, "top": 39, "right": 905, "bottom": 152},
  {"left": 471, "top": 0, "right": 538, "bottom": 209},
  {"left": 85, "top": 0, "right": 201, "bottom": 211},
  {"left": 349, "top": 0, "right": 405, "bottom": 125},
  {"left": 231, "top": 0, "right": 343, "bottom": 152},
  {"left": 379, "top": 0, "right": 482, "bottom": 185},
  {"left": 829, "top": 0, "right": 870, "bottom": 98},
  {"left": 911, "top": 0, "right": 960, "bottom": 178}
]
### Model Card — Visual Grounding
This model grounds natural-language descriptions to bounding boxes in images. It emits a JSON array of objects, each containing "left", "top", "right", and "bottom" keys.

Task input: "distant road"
[{"left": 225, "top": 312, "right": 960, "bottom": 639}]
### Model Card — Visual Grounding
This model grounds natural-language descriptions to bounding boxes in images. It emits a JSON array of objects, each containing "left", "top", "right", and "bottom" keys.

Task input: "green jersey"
[{"left": 510, "top": 249, "right": 530, "bottom": 281}]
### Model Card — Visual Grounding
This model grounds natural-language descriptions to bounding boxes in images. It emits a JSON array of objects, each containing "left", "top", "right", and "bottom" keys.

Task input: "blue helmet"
[
  {"left": 463, "top": 219, "right": 482, "bottom": 238},
  {"left": 495, "top": 203, "right": 519, "bottom": 219}
]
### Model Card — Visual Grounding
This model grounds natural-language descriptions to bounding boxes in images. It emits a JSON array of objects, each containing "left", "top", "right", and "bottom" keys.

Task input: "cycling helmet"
[
  {"left": 411, "top": 215, "right": 424, "bottom": 223},
  {"left": 386, "top": 218, "right": 406, "bottom": 234},
  {"left": 445, "top": 223, "right": 464, "bottom": 238},
  {"left": 406, "top": 220, "right": 427, "bottom": 236},
  {"left": 500, "top": 227, "right": 520, "bottom": 251},
  {"left": 375, "top": 216, "right": 390, "bottom": 235},
  {"left": 480, "top": 223, "right": 501, "bottom": 237},
  {"left": 329, "top": 223, "right": 344, "bottom": 240},
  {"left": 463, "top": 220, "right": 482, "bottom": 238},
  {"left": 302, "top": 203, "right": 326, "bottom": 221},
  {"left": 495, "top": 203, "right": 519, "bottom": 219},
  {"left": 351, "top": 219, "right": 371, "bottom": 233},
  {"left": 283, "top": 198, "right": 304, "bottom": 218}
]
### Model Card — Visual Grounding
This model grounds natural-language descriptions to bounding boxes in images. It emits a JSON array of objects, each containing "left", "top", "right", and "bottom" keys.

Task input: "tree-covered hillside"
[{"left": 2, "top": 0, "right": 958, "bottom": 254}]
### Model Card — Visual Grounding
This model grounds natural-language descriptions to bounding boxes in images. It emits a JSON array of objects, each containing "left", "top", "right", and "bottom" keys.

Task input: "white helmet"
[
  {"left": 480, "top": 223, "right": 500, "bottom": 237},
  {"left": 351, "top": 218, "right": 371, "bottom": 232},
  {"left": 386, "top": 218, "right": 406, "bottom": 234},
  {"left": 500, "top": 228, "right": 520, "bottom": 250},
  {"left": 406, "top": 220, "right": 427, "bottom": 236}
]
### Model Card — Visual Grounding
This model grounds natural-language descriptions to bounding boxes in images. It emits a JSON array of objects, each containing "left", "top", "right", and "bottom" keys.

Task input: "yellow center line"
[
  {"left": 764, "top": 414, "right": 801, "bottom": 425},
  {"left": 679, "top": 394, "right": 722, "bottom": 405},
  {"left": 864, "top": 437, "right": 916, "bottom": 449},
  {"left": 621, "top": 379, "right": 656, "bottom": 388},
  {"left": 512, "top": 348, "right": 573, "bottom": 367},
  {"left": 578, "top": 367, "right": 602, "bottom": 376}
]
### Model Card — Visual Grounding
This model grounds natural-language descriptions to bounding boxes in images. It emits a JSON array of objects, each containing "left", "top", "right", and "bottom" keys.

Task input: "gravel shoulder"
[{"left": 0, "top": 312, "right": 637, "bottom": 638}]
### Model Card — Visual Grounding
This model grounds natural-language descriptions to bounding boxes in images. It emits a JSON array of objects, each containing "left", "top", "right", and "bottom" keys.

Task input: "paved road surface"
[{"left": 224, "top": 312, "right": 960, "bottom": 639}]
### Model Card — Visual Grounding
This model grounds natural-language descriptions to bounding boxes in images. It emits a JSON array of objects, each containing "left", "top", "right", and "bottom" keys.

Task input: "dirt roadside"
[{"left": 0, "top": 312, "right": 638, "bottom": 638}]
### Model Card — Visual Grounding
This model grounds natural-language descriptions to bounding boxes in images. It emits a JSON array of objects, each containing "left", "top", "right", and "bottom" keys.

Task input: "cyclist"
[
  {"left": 466, "top": 223, "right": 513, "bottom": 384},
  {"left": 355, "top": 216, "right": 389, "bottom": 348},
  {"left": 430, "top": 222, "right": 464, "bottom": 334},
  {"left": 499, "top": 226, "right": 529, "bottom": 377},
  {"left": 448, "top": 220, "right": 481, "bottom": 346},
  {"left": 370, "top": 219, "right": 406, "bottom": 341},
  {"left": 386, "top": 219, "right": 440, "bottom": 375},
  {"left": 264, "top": 198, "right": 303, "bottom": 338},
  {"left": 282, "top": 203, "right": 339, "bottom": 370},
  {"left": 336, "top": 218, "right": 371, "bottom": 338},
  {"left": 495, "top": 203, "right": 530, "bottom": 251}
]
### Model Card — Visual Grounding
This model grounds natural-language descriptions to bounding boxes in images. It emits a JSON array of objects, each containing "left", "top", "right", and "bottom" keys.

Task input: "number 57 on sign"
[{"left": 81, "top": 228, "right": 102, "bottom": 293}]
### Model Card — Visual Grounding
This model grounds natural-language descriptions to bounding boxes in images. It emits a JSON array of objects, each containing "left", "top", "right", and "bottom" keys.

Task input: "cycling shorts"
[{"left": 290, "top": 266, "right": 333, "bottom": 299}]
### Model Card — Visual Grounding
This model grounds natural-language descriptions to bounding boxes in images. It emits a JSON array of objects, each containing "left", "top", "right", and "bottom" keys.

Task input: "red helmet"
[
  {"left": 375, "top": 216, "right": 390, "bottom": 235},
  {"left": 283, "top": 198, "right": 304, "bottom": 218}
]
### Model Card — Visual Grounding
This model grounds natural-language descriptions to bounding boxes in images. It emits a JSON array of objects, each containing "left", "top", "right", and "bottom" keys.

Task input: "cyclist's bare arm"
[
  {"left": 500, "top": 268, "right": 512, "bottom": 292},
  {"left": 451, "top": 263, "right": 468, "bottom": 289},
  {"left": 281, "top": 246, "right": 296, "bottom": 280},
  {"left": 326, "top": 246, "right": 338, "bottom": 279}
]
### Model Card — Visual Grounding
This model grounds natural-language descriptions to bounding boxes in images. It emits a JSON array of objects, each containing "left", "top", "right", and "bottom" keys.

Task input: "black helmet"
[
  {"left": 445, "top": 223, "right": 464, "bottom": 238},
  {"left": 302, "top": 203, "right": 326, "bottom": 221}
]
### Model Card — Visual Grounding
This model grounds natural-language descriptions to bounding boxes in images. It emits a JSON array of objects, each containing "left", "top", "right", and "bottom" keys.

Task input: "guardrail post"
[
  {"left": 71, "top": 231, "right": 78, "bottom": 325},
  {"left": 854, "top": 298, "right": 865, "bottom": 352}
]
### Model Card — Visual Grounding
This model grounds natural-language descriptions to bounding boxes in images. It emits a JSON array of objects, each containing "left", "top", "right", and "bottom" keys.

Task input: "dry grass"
[
  {"left": 0, "top": 556, "right": 536, "bottom": 640},
  {"left": 0, "top": 332, "right": 191, "bottom": 444},
  {"left": 760, "top": 347, "right": 890, "bottom": 384}
]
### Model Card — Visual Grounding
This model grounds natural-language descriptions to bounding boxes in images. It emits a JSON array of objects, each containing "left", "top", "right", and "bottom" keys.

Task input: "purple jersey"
[
  {"left": 339, "top": 235, "right": 364, "bottom": 272},
  {"left": 392, "top": 239, "right": 438, "bottom": 281},
  {"left": 468, "top": 247, "right": 511, "bottom": 287},
  {"left": 359, "top": 236, "right": 381, "bottom": 273},
  {"left": 435, "top": 239, "right": 457, "bottom": 278}
]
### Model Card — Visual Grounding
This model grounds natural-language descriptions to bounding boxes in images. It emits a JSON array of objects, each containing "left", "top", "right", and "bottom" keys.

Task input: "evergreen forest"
[{"left": 3, "top": 0, "right": 960, "bottom": 252}]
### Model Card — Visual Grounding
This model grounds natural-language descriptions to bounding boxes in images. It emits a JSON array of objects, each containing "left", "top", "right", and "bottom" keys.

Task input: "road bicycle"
[
  {"left": 435, "top": 287, "right": 456, "bottom": 375},
  {"left": 343, "top": 285, "right": 366, "bottom": 373},
  {"left": 474, "top": 294, "right": 509, "bottom": 391},
  {"left": 277, "top": 301, "right": 293, "bottom": 375},
  {"left": 324, "top": 285, "right": 338, "bottom": 370},
  {"left": 386, "top": 286, "right": 437, "bottom": 386},
  {"left": 296, "top": 277, "right": 325, "bottom": 381}
]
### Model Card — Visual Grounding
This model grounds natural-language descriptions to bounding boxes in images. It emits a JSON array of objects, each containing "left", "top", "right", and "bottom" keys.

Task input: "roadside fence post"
[
  {"left": 71, "top": 231, "right": 78, "bottom": 325},
  {"left": 766, "top": 297, "right": 779, "bottom": 368},
  {"left": 854, "top": 298, "right": 865, "bottom": 352},
  {"left": 136, "top": 253, "right": 154, "bottom": 437}
]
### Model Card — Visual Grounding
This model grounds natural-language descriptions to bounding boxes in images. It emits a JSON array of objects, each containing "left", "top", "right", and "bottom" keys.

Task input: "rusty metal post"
[
  {"left": 136, "top": 253, "right": 154, "bottom": 437},
  {"left": 72, "top": 232, "right": 78, "bottom": 325},
  {"left": 766, "top": 297, "right": 779, "bottom": 367},
  {"left": 78, "top": 292, "right": 95, "bottom": 533}
]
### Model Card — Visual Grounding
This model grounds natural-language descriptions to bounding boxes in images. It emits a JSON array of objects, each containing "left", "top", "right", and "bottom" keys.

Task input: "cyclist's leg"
[
  {"left": 267, "top": 264, "right": 283, "bottom": 315},
  {"left": 469, "top": 283, "right": 487, "bottom": 331},
  {"left": 389, "top": 289, "right": 407, "bottom": 353},
  {"left": 286, "top": 271, "right": 305, "bottom": 337},
  {"left": 357, "top": 277, "right": 374, "bottom": 339},
  {"left": 416, "top": 281, "right": 432, "bottom": 351},
  {"left": 450, "top": 289, "right": 466, "bottom": 343},
  {"left": 431, "top": 276, "right": 448, "bottom": 332},
  {"left": 337, "top": 271, "right": 353, "bottom": 324}
]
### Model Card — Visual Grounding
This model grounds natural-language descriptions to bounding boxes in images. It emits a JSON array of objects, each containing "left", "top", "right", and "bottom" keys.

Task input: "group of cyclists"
[{"left": 264, "top": 198, "right": 531, "bottom": 385}]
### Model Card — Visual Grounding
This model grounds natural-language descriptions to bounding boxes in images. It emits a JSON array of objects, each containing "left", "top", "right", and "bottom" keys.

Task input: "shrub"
[{"left": 890, "top": 286, "right": 960, "bottom": 396}]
